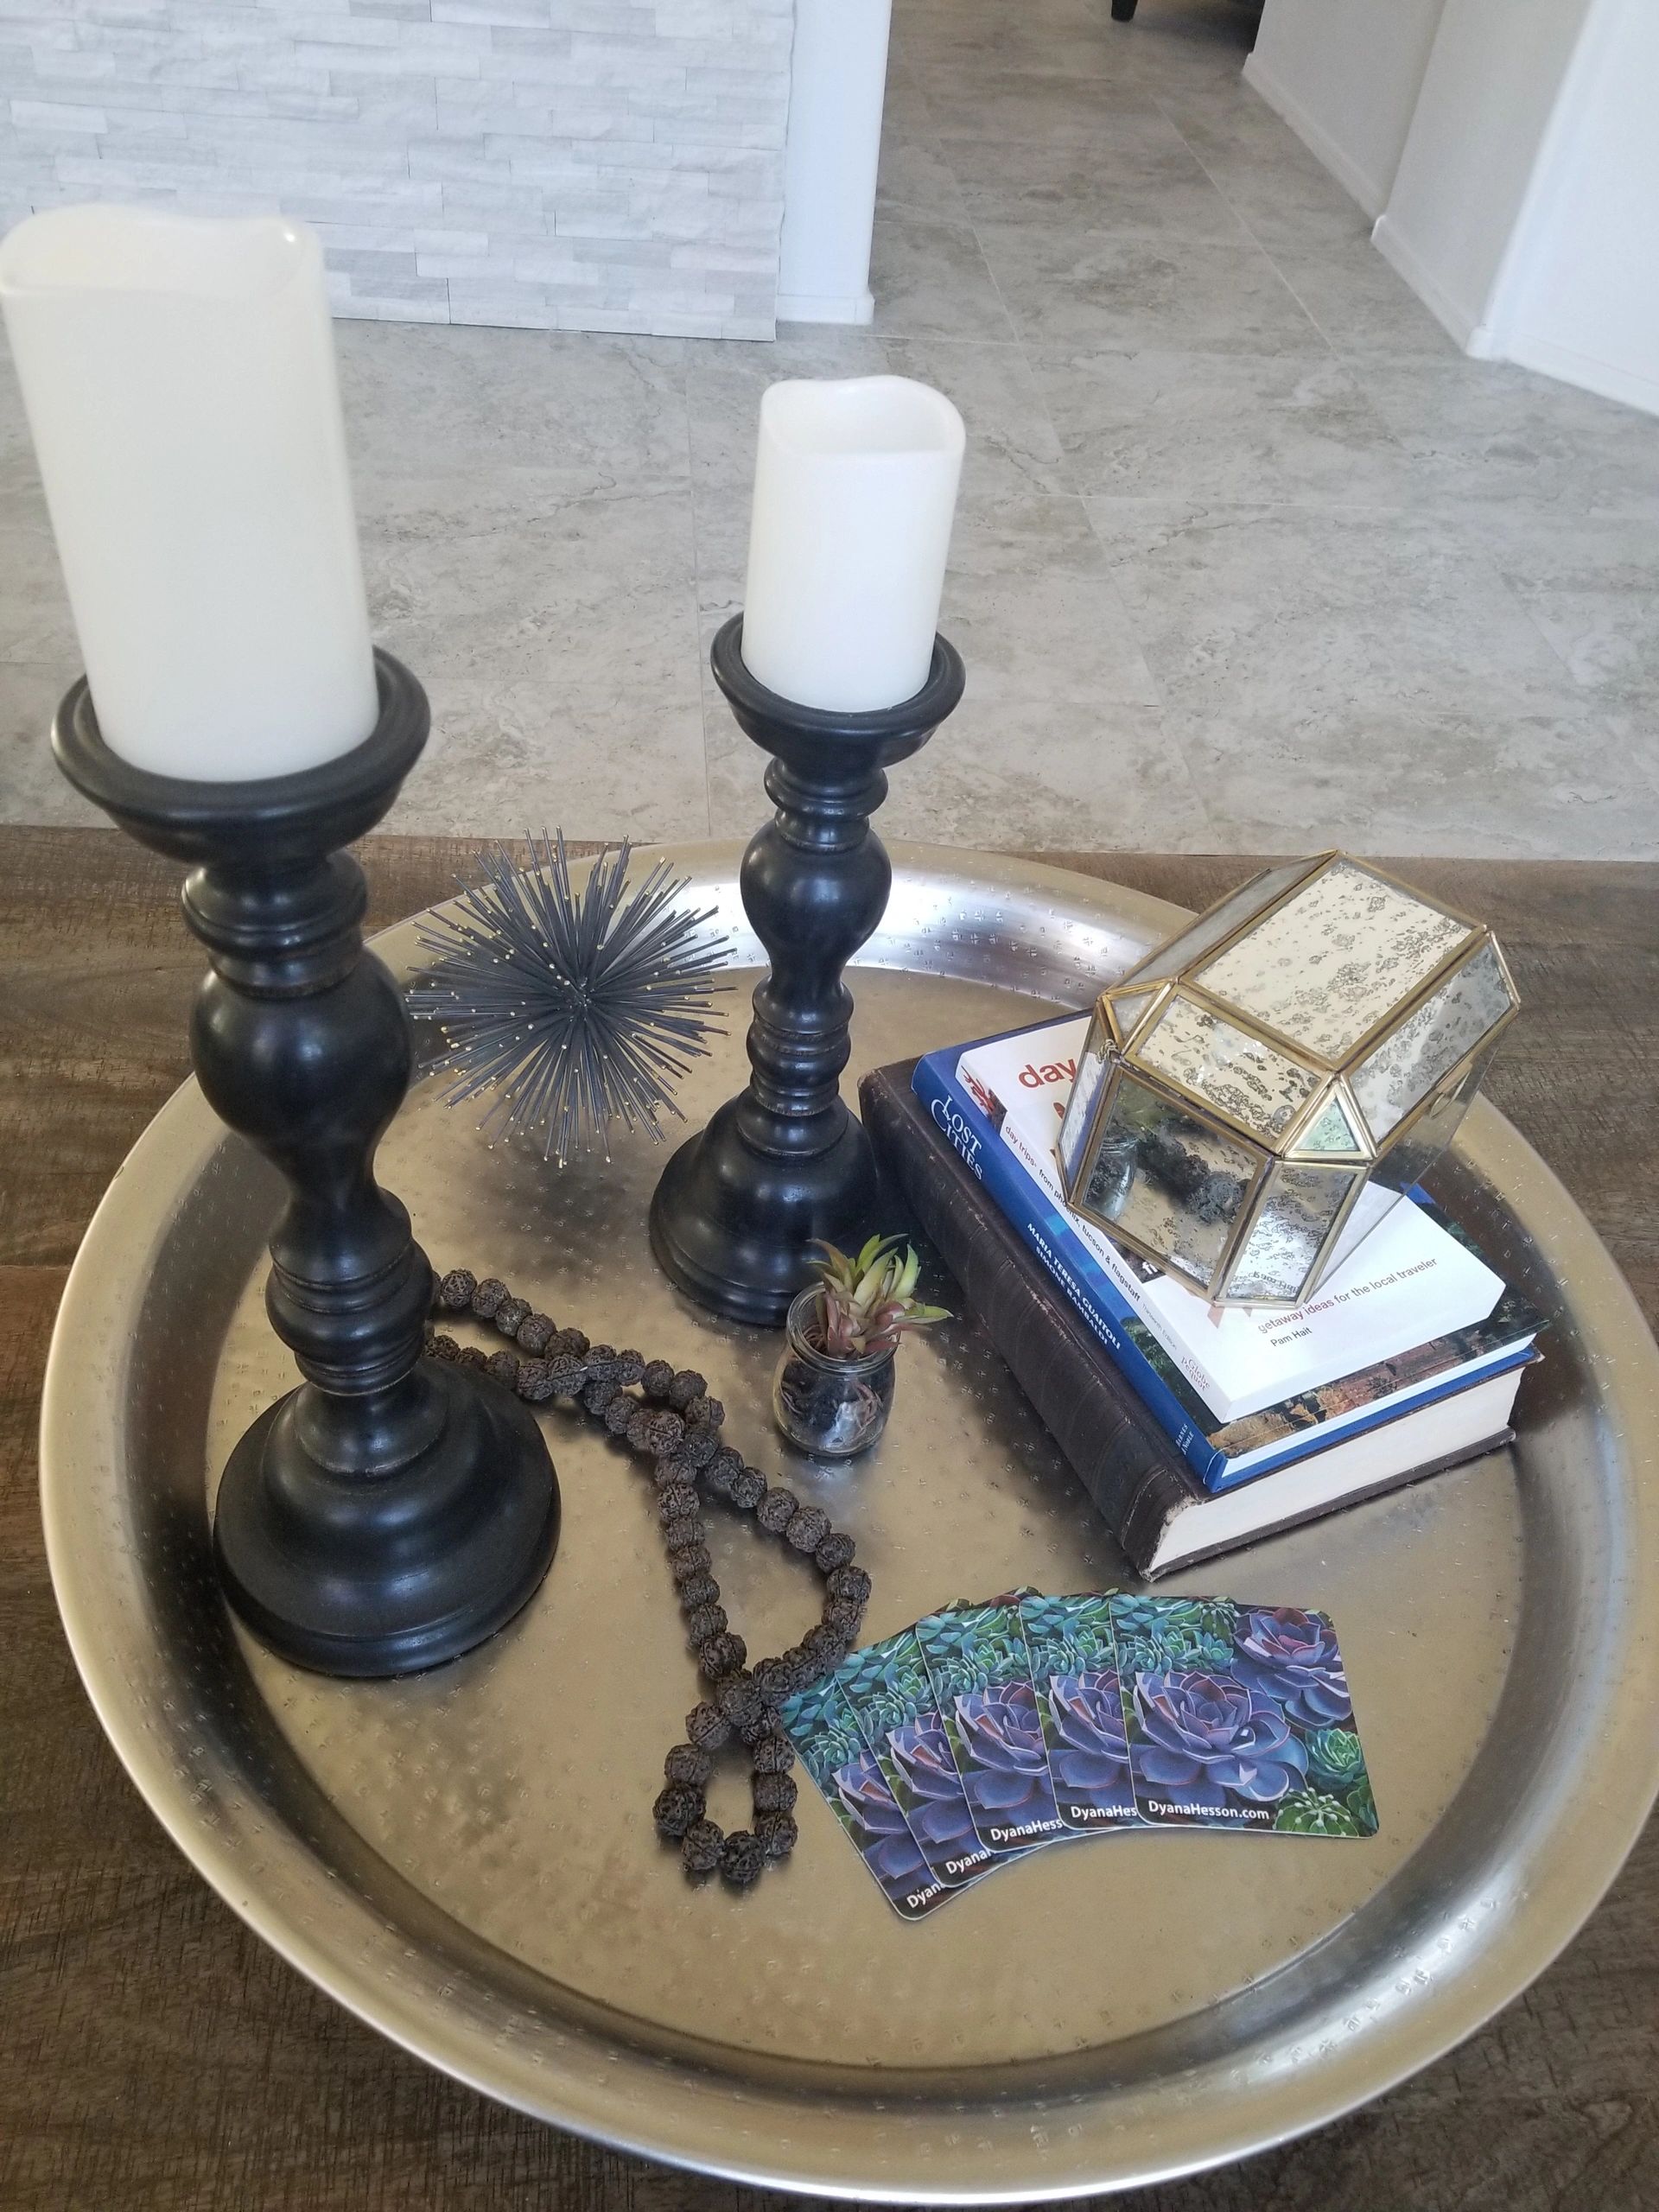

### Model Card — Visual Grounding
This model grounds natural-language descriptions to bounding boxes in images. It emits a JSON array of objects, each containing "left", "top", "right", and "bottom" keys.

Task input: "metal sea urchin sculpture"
[{"left": 409, "top": 832, "right": 730, "bottom": 1166}]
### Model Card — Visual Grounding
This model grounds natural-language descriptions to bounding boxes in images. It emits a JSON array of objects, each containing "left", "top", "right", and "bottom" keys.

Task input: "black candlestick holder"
[
  {"left": 650, "top": 614, "right": 964, "bottom": 1326},
  {"left": 54, "top": 652, "right": 559, "bottom": 1677}
]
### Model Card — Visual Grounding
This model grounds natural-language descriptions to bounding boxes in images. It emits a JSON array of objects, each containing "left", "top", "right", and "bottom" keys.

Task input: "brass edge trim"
[{"left": 1103, "top": 977, "right": 1173, "bottom": 1052}]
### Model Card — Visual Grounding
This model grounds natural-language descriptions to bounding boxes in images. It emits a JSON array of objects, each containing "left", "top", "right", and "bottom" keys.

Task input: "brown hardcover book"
[{"left": 860, "top": 1058, "right": 1519, "bottom": 1579}]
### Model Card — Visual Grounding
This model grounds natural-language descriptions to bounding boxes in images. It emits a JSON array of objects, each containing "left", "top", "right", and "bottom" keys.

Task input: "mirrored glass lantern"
[{"left": 1055, "top": 854, "right": 1519, "bottom": 1307}]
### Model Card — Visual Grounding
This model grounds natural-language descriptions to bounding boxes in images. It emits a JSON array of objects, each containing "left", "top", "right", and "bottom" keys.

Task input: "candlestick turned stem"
[
  {"left": 54, "top": 651, "right": 559, "bottom": 1676},
  {"left": 650, "top": 614, "right": 964, "bottom": 1326}
]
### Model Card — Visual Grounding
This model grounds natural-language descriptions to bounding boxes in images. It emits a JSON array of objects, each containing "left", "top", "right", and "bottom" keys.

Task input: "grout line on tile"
[
  {"left": 775, "top": 324, "right": 1023, "bottom": 350},
  {"left": 1512, "top": 591, "right": 1601, "bottom": 697},
  {"left": 1077, "top": 499, "right": 1179, "bottom": 734},
  {"left": 1147, "top": 89, "right": 1339, "bottom": 363},
  {"left": 968, "top": 216, "right": 1028, "bottom": 378}
]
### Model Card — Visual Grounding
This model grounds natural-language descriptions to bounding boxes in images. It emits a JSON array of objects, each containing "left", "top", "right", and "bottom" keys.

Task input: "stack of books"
[{"left": 859, "top": 1013, "right": 1541, "bottom": 1577}]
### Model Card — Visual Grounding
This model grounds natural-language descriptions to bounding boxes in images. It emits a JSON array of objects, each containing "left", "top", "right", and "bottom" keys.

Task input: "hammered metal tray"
[{"left": 40, "top": 845, "right": 1659, "bottom": 2202}]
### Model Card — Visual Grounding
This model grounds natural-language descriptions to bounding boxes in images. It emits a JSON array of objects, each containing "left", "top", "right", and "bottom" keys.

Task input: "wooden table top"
[{"left": 3, "top": 827, "right": 1656, "bottom": 2212}]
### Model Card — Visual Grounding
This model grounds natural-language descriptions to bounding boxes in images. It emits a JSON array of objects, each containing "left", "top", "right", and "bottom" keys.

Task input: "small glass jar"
[{"left": 771, "top": 1287, "right": 896, "bottom": 1459}]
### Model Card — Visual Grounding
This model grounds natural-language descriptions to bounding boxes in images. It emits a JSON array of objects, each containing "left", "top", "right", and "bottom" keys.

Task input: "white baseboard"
[
  {"left": 1501, "top": 331, "right": 1659, "bottom": 419},
  {"left": 1368, "top": 219, "right": 1656, "bottom": 415},
  {"left": 1241, "top": 53, "right": 1389, "bottom": 219},
  {"left": 774, "top": 287, "right": 875, "bottom": 326},
  {"left": 1371, "top": 213, "right": 1486, "bottom": 352}
]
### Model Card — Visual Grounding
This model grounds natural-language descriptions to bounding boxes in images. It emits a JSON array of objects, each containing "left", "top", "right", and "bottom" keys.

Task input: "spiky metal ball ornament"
[{"left": 409, "top": 832, "right": 729, "bottom": 1166}]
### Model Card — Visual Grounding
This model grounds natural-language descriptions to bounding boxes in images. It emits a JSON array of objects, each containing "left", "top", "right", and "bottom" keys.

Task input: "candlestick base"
[
  {"left": 54, "top": 652, "right": 559, "bottom": 1677},
  {"left": 215, "top": 1362, "right": 557, "bottom": 1677},
  {"left": 650, "top": 1096, "right": 881, "bottom": 1329},
  {"left": 650, "top": 617, "right": 963, "bottom": 1327}
]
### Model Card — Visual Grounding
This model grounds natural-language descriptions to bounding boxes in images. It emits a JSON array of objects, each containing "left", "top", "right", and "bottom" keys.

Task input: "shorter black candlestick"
[
  {"left": 650, "top": 616, "right": 964, "bottom": 1326},
  {"left": 54, "top": 653, "right": 559, "bottom": 1677}
]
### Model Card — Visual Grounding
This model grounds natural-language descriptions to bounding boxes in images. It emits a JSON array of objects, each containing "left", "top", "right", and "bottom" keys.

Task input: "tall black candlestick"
[
  {"left": 54, "top": 651, "right": 559, "bottom": 1677},
  {"left": 650, "top": 614, "right": 964, "bottom": 1326}
]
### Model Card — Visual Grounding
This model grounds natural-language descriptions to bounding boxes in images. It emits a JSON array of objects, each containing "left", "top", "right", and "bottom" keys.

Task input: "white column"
[
  {"left": 1473, "top": 0, "right": 1659, "bottom": 416},
  {"left": 775, "top": 0, "right": 894, "bottom": 327},
  {"left": 1373, "top": 0, "right": 1595, "bottom": 353},
  {"left": 1244, "top": 0, "right": 1448, "bottom": 219}
]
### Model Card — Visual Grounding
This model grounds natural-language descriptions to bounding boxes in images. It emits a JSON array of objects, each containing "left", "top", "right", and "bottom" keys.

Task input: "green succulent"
[
  {"left": 779, "top": 1678, "right": 861, "bottom": 1779},
  {"left": 810, "top": 1235, "right": 950, "bottom": 1358},
  {"left": 1344, "top": 1776, "right": 1378, "bottom": 1834},
  {"left": 1112, "top": 1594, "right": 1233, "bottom": 1677},
  {"left": 1023, "top": 1592, "right": 1116, "bottom": 1679},
  {"left": 847, "top": 1638, "right": 931, "bottom": 1735},
  {"left": 1306, "top": 1726, "right": 1367, "bottom": 1792},
  {"left": 1273, "top": 1789, "right": 1363, "bottom": 1837}
]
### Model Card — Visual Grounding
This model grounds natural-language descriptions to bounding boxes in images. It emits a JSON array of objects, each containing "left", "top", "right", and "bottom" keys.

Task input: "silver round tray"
[{"left": 41, "top": 844, "right": 1659, "bottom": 2203}]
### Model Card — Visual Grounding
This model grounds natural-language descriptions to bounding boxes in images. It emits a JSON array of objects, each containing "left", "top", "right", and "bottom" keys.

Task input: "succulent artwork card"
[
  {"left": 915, "top": 1601, "right": 1065, "bottom": 1856},
  {"left": 1109, "top": 1594, "right": 1379, "bottom": 1838},
  {"left": 779, "top": 1671, "right": 955, "bottom": 1918},
  {"left": 1019, "top": 1592, "right": 1139, "bottom": 1834},
  {"left": 836, "top": 1629, "right": 997, "bottom": 1887}
]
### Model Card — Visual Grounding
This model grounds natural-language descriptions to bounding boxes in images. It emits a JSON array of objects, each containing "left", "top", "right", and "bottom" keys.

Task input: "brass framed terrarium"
[{"left": 1055, "top": 854, "right": 1520, "bottom": 1308}]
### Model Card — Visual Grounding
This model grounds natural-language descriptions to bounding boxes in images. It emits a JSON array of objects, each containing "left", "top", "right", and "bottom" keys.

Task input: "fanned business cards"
[{"left": 782, "top": 1590, "right": 1376, "bottom": 1916}]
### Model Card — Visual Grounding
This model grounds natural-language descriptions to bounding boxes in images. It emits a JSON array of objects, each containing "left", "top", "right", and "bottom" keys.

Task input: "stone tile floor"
[{"left": 3, "top": 0, "right": 1658, "bottom": 857}]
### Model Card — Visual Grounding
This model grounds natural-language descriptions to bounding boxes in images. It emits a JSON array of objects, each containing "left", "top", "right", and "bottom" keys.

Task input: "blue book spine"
[{"left": 911, "top": 1049, "right": 1230, "bottom": 1490}]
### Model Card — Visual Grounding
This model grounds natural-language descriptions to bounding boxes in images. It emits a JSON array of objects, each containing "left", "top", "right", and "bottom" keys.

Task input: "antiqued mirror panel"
[
  {"left": 1196, "top": 860, "right": 1472, "bottom": 1061},
  {"left": 1135, "top": 992, "right": 1322, "bottom": 1143},
  {"left": 1119, "top": 860, "right": 1313, "bottom": 992},
  {"left": 1370, "top": 1046, "right": 1497, "bottom": 1197},
  {"left": 1292, "top": 1090, "right": 1367, "bottom": 1160},
  {"left": 1351, "top": 941, "right": 1516, "bottom": 1145},
  {"left": 1227, "top": 1162, "right": 1363, "bottom": 1303},
  {"left": 1079, "top": 1071, "right": 1258, "bottom": 1285},
  {"left": 1106, "top": 985, "right": 1161, "bottom": 1045}
]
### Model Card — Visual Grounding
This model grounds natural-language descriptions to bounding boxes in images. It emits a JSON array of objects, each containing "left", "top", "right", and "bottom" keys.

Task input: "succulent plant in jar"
[{"left": 771, "top": 1236, "right": 950, "bottom": 1459}]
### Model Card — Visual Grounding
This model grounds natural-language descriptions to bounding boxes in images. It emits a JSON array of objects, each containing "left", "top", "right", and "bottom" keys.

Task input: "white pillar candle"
[
  {"left": 0, "top": 206, "right": 378, "bottom": 780},
  {"left": 740, "top": 375, "right": 964, "bottom": 714}
]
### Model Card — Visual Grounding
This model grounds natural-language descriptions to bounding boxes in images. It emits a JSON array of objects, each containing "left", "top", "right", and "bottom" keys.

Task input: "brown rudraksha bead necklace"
[{"left": 428, "top": 1267, "right": 871, "bottom": 1891}]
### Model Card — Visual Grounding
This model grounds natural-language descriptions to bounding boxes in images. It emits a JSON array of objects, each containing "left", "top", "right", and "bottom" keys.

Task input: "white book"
[
  {"left": 1141, "top": 1370, "right": 1524, "bottom": 1575},
  {"left": 957, "top": 1014, "right": 1089, "bottom": 1134},
  {"left": 958, "top": 1016, "right": 1505, "bottom": 1425}
]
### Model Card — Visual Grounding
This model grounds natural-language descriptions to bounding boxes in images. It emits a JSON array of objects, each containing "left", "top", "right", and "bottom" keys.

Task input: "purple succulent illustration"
[
  {"left": 954, "top": 1682, "right": 1059, "bottom": 1827},
  {"left": 1131, "top": 1669, "right": 1308, "bottom": 1813},
  {"left": 1046, "top": 1669, "right": 1134, "bottom": 1815},
  {"left": 1231, "top": 1607, "right": 1353, "bottom": 1731},
  {"left": 887, "top": 1714, "right": 978, "bottom": 1869},
  {"left": 835, "top": 1753, "right": 931, "bottom": 1901}
]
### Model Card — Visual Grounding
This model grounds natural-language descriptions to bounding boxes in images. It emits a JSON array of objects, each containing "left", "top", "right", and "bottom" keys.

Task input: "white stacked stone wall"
[{"left": 0, "top": 0, "right": 793, "bottom": 337}]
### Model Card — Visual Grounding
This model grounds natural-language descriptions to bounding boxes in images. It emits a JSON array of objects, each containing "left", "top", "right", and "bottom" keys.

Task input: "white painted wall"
[
  {"left": 1484, "top": 0, "right": 1659, "bottom": 416},
  {"left": 1374, "top": 0, "right": 1594, "bottom": 350},
  {"left": 775, "top": 0, "right": 893, "bottom": 324},
  {"left": 1244, "top": 0, "right": 1446, "bottom": 219}
]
